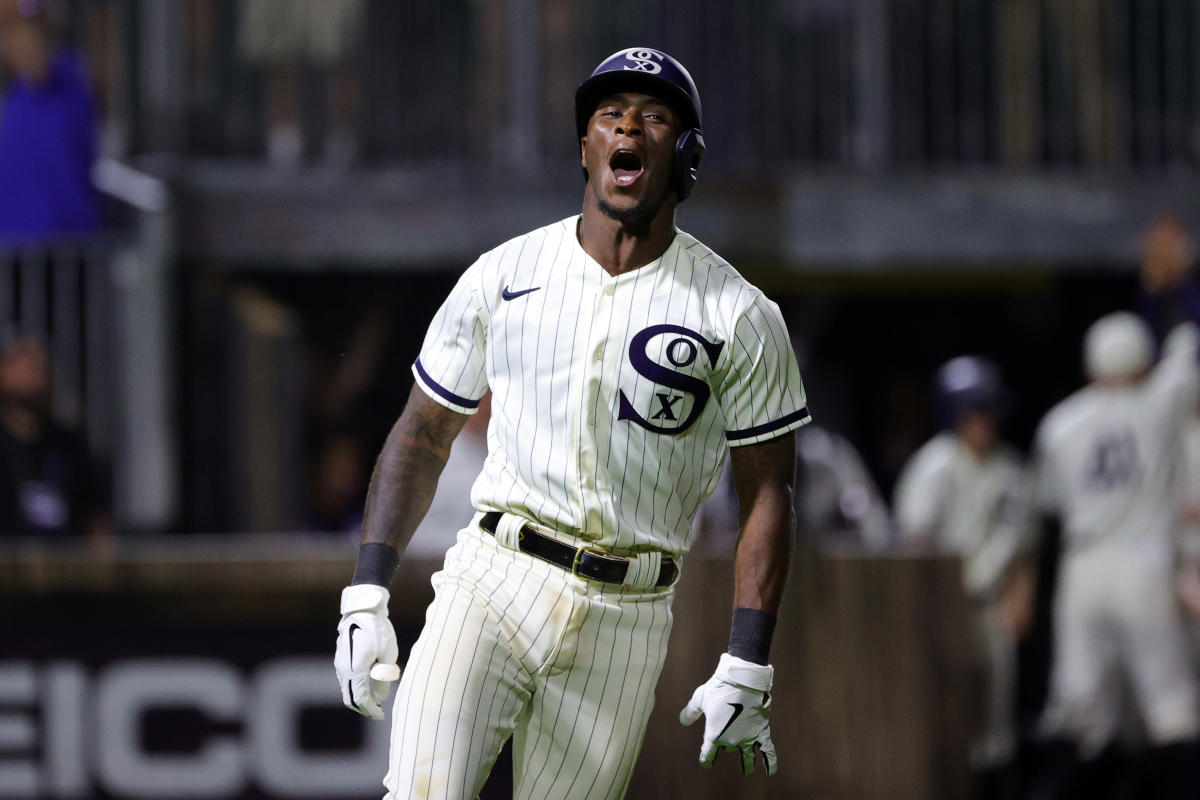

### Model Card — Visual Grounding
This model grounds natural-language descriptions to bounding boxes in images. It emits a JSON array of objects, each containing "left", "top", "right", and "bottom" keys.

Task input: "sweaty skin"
[{"left": 730, "top": 432, "right": 797, "bottom": 615}]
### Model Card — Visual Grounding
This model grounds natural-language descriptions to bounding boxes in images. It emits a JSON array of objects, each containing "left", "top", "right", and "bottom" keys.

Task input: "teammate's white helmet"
[{"left": 1084, "top": 311, "right": 1154, "bottom": 381}]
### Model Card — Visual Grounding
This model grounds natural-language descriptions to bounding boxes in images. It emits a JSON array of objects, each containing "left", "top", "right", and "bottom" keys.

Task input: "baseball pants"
[
  {"left": 1041, "top": 548, "right": 1200, "bottom": 757},
  {"left": 970, "top": 602, "right": 1018, "bottom": 769},
  {"left": 383, "top": 516, "right": 675, "bottom": 800}
]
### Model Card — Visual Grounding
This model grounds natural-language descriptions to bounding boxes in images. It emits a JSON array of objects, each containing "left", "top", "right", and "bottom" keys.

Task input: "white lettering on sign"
[{"left": 0, "top": 658, "right": 390, "bottom": 799}]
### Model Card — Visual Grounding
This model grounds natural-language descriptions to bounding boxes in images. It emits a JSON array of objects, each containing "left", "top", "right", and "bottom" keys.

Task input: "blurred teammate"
[
  {"left": 893, "top": 356, "right": 1036, "bottom": 800},
  {"left": 1035, "top": 313, "right": 1200, "bottom": 799},
  {"left": 695, "top": 423, "right": 890, "bottom": 555},
  {"left": 332, "top": 47, "right": 809, "bottom": 799}
]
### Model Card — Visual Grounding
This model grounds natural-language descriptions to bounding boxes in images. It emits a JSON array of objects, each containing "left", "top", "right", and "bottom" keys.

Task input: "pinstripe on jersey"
[{"left": 412, "top": 215, "right": 810, "bottom": 555}]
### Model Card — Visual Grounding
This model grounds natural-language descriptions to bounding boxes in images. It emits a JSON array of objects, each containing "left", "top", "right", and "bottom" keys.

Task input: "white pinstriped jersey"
[
  {"left": 412, "top": 215, "right": 810, "bottom": 556},
  {"left": 894, "top": 433, "right": 1035, "bottom": 598},
  {"left": 1034, "top": 323, "right": 1200, "bottom": 559}
]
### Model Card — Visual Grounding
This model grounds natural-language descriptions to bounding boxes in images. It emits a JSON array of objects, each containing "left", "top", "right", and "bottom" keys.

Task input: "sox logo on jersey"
[{"left": 618, "top": 324, "right": 724, "bottom": 435}]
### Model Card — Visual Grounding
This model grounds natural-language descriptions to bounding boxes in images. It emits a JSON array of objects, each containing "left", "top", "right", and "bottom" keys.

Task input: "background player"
[
  {"left": 332, "top": 47, "right": 810, "bottom": 799},
  {"left": 893, "top": 355, "right": 1036, "bottom": 800},
  {"left": 1034, "top": 312, "right": 1200, "bottom": 800}
]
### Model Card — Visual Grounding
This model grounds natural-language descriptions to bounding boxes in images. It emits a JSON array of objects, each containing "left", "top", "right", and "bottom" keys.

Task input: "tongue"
[{"left": 613, "top": 168, "right": 642, "bottom": 185}]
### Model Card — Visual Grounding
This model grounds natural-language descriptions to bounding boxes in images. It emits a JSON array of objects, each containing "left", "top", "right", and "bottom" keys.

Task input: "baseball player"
[
  {"left": 892, "top": 356, "right": 1036, "bottom": 799},
  {"left": 333, "top": 47, "right": 809, "bottom": 799},
  {"left": 1035, "top": 312, "right": 1200, "bottom": 799}
]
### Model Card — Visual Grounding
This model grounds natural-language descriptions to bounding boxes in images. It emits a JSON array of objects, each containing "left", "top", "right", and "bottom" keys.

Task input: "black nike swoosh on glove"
[
  {"left": 347, "top": 623, "right": 363, "bottom": 711},
  {"left": 716, "top": 702, "right": 744, "bottom": 741}
]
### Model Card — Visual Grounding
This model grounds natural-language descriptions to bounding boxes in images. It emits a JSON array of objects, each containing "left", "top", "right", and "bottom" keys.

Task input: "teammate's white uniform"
[
  {"left": 386, "top": 216, "right": 809, "bottom": 799},
  {"left": 893, "top": 432, "right": 1035, "bottom": 767},
  {"left": 1036, "top": 323, "right": 1200, "bottom": 757}
]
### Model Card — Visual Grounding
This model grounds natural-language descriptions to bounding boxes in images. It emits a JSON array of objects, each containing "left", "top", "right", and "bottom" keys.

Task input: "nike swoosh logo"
[
  {"left": 349, "top": 623, "right": 360, "bottom": 663},
  {"left": 502, "top": 285, "right": 541, "bottom": 301},
  {"left": 716, "top": 702, "right": 744, "bottom": 741}
]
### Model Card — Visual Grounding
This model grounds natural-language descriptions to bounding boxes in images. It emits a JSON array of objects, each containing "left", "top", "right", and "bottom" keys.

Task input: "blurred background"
[{"left": 3, "top": 0, "right": 1200, "bottom": 798}]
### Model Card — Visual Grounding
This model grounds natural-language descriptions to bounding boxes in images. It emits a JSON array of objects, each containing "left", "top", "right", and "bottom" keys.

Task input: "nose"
[{"left": 615, "top": 109, "right": 642, "bottom": 136}]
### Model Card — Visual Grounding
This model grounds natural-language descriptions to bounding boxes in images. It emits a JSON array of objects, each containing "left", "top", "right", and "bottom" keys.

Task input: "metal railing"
[
  {"left": 0, "top": 159, "right": 178, "bottom": 533},
  {"left": 82, "top": 0, "right": 1200, "bottom": 171}
]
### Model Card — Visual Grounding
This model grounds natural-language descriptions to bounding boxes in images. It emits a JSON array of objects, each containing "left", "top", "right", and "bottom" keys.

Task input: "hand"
[
  {"left": 679, "top": 652, "right": 777, "bottom": 775},
  {"left": 1177, "top": 564, "right": 1200, "bottom": 621},
  {"left": 999, "top": 560, "right": 1037, "bottom": 640},
  {"left": 334, "top": 584, "right": 400, "bottom": 720}
]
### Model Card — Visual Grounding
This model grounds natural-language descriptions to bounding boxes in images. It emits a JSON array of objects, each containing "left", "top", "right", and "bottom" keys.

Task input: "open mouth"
[{"left": 609, "top": 150, "right": 644, "bottom": 187}]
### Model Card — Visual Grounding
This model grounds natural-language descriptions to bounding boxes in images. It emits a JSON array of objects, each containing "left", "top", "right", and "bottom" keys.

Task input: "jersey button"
[
  {"left": 587, "top": 412, "right": 596, "bottom": 426},
  {"left": 593, "top": 345, "right": 604, "bottom": 361},
  {"left": 604, "top": 283, "right": 616, "bottom": 296}
]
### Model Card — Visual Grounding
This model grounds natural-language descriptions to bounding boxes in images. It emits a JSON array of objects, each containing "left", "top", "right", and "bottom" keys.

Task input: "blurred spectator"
[
  {"left": 237, "top": 0, "right": 363, "bottom": 168},
  {"left": 1139, "top": 213, "right": 1200, "bottom": 345},
  {"left": 692, "top": 423, "right": 891, "bottom": 556},
  {"left": 0, "top": 1, "right": 100, "bottom": 245},
  {"left": 893, "top": 356, "right": 1037, "bottom": 800},
  {"left": 0, "top": 332, "right": 109, "bottom": 543},
  {"left": 1034, "top": 314, "right": 1200, "bottom": 800},
  {"left": 303, "top": 431, "right": 366, "bottom": 536}
]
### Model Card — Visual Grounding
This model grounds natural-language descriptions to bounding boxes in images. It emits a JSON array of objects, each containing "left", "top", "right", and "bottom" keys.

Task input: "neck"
[{"left": 578, "top": 189, "right": 677, "bottom": 276}]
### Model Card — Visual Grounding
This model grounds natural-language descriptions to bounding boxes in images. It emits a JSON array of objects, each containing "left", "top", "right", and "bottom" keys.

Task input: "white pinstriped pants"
[{"left": 383, "top": 520, "right": 675, "bottom": 800}]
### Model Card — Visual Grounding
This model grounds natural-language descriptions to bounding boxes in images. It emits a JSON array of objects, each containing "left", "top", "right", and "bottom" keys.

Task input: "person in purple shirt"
[{"left": 0, "top": 8, "right": 100, "bottom": 245}]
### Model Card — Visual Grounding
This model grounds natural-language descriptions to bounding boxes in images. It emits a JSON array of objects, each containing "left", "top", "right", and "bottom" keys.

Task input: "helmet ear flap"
[{"left": 674, "top": 128, "right": 705, "bottom": 201}]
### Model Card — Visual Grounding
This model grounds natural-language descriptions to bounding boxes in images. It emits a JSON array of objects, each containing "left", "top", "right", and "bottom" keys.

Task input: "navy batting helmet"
[
  {"left": 575, "top": 47, "right": 705, "bottom": 201},
  {"left": 933, "top": 356, "right": 1009, "bottom": 428}
]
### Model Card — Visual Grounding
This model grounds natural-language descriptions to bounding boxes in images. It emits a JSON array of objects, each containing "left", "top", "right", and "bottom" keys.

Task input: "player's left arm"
[
  {"left": 729, "top": 433, "right": 798, "bottom": 617},
  {"left": 680, "top": 291, "right": 805, "bottom": 775},
  {"left": 680, "top": 431, "right": 796, "bottom": 777}
]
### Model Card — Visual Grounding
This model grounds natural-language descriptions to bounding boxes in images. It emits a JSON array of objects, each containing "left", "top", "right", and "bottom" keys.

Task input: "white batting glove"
[
  {"left": 679, "top": 652, "right": 777, "bottom": 775},
  {"left": 334, "top": 584, "right": 400, "bottom": 720}
]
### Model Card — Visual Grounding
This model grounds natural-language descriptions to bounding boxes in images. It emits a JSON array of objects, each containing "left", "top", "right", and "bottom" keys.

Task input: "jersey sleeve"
[
  {"left": 1030, "top": 421, "right": 1061, "bottom": 515},
  {"left": 715, "top": 294, "right": 811, "bottom": 447},
  {"left": 411, "top": 260, "right": 490, "bottom": 414},
  {"left": 893, "top": 445, "right": 944, "bottom": 542}
]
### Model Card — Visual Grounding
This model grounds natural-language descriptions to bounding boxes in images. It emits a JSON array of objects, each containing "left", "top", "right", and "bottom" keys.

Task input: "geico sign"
[{"left": 0, "top": 657, "right": 390, "bottom": 799}]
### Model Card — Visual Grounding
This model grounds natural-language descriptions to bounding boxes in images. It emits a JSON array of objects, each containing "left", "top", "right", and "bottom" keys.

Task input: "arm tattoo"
[{"left": 361, "top": 386, "right": 470, "bottom": 550}]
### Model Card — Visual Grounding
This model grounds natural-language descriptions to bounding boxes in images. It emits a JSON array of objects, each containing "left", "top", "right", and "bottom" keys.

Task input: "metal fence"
[
  {"left": 0, "top": 160, "right": 178, "bottom": 533},
  {"left": 0, "top": 243, "right": 112, "bottom": 461},
  {"left": 81, "top": 0, "right": 1200, "bottom": 170}
]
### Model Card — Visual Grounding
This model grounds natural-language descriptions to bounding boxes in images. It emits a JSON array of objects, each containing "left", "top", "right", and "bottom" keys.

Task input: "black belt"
[{"left": 479, "top": 512, "right": 678, "bottom": 588}]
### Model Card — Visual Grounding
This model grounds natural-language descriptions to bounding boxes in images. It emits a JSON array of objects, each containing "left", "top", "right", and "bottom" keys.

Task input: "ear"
[{"left": 580, "top": 136, "right": 588, "bottom": 168}]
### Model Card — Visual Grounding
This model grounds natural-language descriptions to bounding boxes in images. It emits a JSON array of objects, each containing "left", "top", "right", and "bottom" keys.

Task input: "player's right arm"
[
  {"left": 336, "top": 259, "right": 489, "bottom": 719},
  {"left": 892, "top": 441, "right": 944, "bottom": 548},
  {"left": 360, "top": 386, "right": 470, "bottom": 553},
  {"left": 334, "top": 388, "right": 471, "bottom": 720}
]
